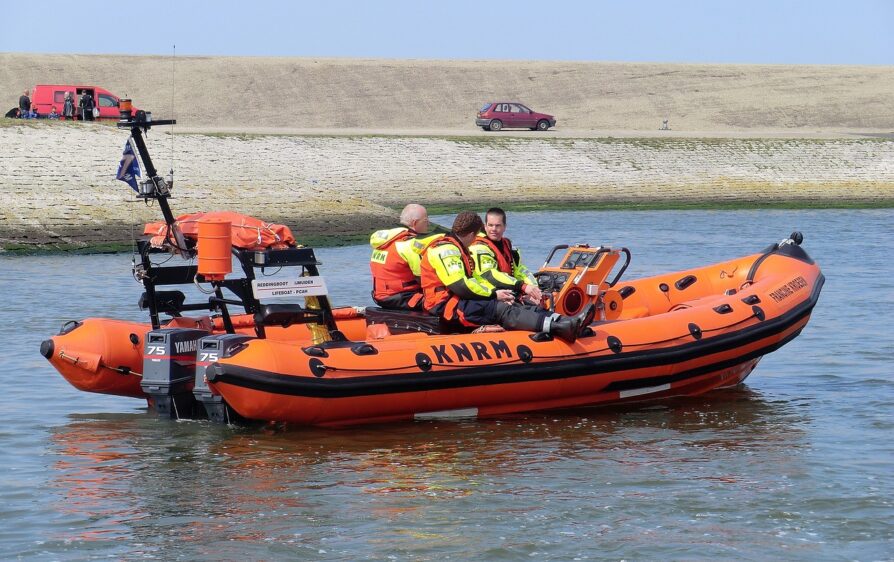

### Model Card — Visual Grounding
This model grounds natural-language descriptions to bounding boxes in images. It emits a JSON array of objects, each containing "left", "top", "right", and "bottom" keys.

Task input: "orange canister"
[{"left": 197, "top": 219, "right": 232, "bottom": 281}]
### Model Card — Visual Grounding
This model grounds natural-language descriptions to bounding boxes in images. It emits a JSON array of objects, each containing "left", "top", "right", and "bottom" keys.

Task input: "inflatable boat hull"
[
  {"left": 206, "top": 247, "right": 823, "bottom": 426},
  {"left": 41, "top": 312, "right": 368, "bottom": 400}
]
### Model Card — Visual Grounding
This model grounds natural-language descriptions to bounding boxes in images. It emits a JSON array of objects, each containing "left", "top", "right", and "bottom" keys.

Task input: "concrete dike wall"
[{"left": 1, "top": 121, "right": 893, "bottom": 252}]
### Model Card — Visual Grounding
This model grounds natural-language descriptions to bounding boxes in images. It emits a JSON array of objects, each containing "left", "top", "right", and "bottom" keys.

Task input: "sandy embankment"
[
  {"left": 1, "top": 122, "right": 893, "bottom": 251},
  {"left": 3, "top": 53, "right": 894, "bottom": 133},
  {"left": 1, "top": 54, "right": 893, "bottom": 251}
]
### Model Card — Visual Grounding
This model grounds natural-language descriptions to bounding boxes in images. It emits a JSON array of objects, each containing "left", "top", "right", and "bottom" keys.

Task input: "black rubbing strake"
[{"left": 206, "top": 275, "right": 825, "bottom": 400}]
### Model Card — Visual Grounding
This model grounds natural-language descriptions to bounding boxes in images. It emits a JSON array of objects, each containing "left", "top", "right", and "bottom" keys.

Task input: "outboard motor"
[
  {"left": 141, "top": 327, "right": 210, "bottom": 418},
  {"left": 193, "top": 334, "right": 253, "bottom": 424}
]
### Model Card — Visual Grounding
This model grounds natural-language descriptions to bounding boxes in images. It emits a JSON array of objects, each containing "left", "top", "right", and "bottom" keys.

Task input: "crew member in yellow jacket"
[
  {"left": 469, "top": 207, "right": 542, "bottom": 305},
  {"left": 420, "top": 212, "right": 592, "bottom": 343},
  {"left": 369, "top": 204, "right": 442, "bottom": 310}
]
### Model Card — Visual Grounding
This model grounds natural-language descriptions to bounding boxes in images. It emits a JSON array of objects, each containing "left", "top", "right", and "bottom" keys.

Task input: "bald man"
[{"left": 369, "top": 204, "right": 443, "bottom": 310}]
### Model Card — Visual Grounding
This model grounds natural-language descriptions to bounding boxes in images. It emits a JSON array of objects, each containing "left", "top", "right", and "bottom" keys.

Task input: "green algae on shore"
[{"left": 4, "top": 200, "right": 892, "bottom": 255}]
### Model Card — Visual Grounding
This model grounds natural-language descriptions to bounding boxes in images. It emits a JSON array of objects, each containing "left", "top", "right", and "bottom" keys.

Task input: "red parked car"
[
  {"left": 28, "top": 84, "right": 133, "bottom": 120},
  {"left": 476, "top": 102, "right": 556, "bottom": 131}
]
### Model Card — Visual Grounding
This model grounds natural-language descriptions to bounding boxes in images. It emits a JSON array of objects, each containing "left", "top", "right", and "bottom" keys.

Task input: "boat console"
[{"left": 535, "top": 244, "right": 631, "bottom": 321}]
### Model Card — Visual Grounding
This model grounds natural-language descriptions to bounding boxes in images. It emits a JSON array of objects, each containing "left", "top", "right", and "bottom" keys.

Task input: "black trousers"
[
  {"left": 374, "top": 290, "right": 424, "bottom": 311},
  {"left": 453, "top": 299, "right": 551, "bottom": 332}
]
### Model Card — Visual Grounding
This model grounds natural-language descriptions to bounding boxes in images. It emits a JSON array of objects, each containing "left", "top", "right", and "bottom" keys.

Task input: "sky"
[{"left": 3, "top": 0, "right": 892, "bottom": 65}]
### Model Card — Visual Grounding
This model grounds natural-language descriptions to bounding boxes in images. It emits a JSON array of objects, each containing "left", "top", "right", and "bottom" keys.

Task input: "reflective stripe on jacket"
[
  {"left": 421, "top": 234, "right": 497, "bottom": 318},
  {"left": 469, "top": 235, "right": 535, "bottom": 289},
  {"left": 370, "top": 227, "right": 442, "bottom": 302},
  {"left": 370, "top": 227, "right": 417, "bottom": 301}
]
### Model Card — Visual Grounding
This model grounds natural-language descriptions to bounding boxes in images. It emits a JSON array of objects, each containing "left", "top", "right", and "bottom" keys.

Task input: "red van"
[{"left": 29, "top": 84, "right": 133, "bottom": 120}]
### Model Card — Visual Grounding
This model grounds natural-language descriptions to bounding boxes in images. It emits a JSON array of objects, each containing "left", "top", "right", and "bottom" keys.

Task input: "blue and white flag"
[{"left": 116, "top": 139, "right": 141, "bottom": 192}]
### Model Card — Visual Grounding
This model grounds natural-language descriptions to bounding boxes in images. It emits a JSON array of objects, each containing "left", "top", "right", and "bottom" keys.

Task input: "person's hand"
[
  {"left": 495, "top": 289, "right": 515, "bottom": 303},
  {"left": 523, "top": 284, "right": 543, "bottom": 303}
]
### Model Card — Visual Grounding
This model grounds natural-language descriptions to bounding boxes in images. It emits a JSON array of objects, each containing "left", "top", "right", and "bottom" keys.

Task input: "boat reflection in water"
[{"left": 45, "top": 386, "right": 808, "bottom": 557}]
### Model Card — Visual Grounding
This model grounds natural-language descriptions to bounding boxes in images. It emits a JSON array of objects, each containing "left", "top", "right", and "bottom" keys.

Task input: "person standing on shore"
[
  {"left": 62, "top": 92, "right": 75, "bottom": 121},
  {"left": 18, "top": 90, "right": 31, "bottom": 118},
  {"left": 79, "top": 91, "right": 95, "bottom": 121}
]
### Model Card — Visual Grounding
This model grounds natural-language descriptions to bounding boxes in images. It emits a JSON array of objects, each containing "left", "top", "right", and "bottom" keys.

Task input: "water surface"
[{"left": 0, "top": 210, "right": 891, "bottom": 560}]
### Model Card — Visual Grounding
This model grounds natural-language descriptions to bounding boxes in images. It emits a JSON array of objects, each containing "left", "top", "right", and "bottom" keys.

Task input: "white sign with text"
[{"left": 251, "top": 275, "right": 329, "bottom": 299}]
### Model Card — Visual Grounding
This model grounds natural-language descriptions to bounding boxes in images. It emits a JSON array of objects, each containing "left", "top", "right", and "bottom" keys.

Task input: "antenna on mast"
[{"left": 169, "top": 44, "right": 176, "bottom": 187}]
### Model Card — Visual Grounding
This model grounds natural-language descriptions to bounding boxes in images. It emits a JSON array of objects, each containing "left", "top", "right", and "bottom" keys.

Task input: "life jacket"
[
  {"left": 474, "top": 235, "right": 519, "bottom": 274},
  {"left": 370, "top": 228, "right": 420, "bottom": 302},
  {"left": 421, "top": 234, "right": 475, "bottom": 319}
]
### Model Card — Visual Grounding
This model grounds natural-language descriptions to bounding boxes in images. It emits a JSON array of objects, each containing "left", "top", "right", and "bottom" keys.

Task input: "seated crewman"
[
  {"left": 369, "top": 203, "right": 443, "bottom": 310},
  {"left": 469, "top": 207, "right": 542, "bottom": 305},
  {"left": 421, "top": 211, "right": 592, "bottom": 343}
]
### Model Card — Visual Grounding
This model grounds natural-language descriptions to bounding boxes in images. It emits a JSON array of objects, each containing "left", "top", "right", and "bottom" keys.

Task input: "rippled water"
[{"left": 1, "top": 210, "right": 891, "bottom": 560}]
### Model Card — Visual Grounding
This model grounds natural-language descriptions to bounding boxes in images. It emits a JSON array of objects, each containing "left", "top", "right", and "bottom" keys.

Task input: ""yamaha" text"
[{"left": 174, "top": 340, "right": 198, "bottom": 354}]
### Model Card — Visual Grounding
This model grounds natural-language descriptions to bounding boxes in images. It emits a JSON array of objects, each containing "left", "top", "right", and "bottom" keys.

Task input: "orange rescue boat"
[{"left": 204, "top": 236, "right": 823, "bottom": 426}]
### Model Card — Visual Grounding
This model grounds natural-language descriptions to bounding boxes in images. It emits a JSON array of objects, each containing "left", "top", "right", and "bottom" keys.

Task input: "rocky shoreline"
[{"left": 1, "top": 121, "right": 893, "bottom": 253}]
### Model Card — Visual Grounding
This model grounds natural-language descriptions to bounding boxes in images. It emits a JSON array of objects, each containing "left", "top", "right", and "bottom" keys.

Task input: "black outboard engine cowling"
[
  {"left": 193, "top": 334, "right": 253, "bottom": 424},
  {"left": 142, "top": 327, "right": 210, "bottom": 419}
]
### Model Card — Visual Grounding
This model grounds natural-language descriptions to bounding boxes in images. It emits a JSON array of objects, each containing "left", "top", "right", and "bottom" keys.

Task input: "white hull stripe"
[
  {"left": 414, "top": 408, "right": 479, "bottom": 420},
  {"left": 619, "top": 383, "right": 671, "bottom": 399}
]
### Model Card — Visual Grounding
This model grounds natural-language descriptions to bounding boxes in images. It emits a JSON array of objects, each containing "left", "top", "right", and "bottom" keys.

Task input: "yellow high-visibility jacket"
[
  {"left": 469, "top": 234, "right": 537, "bottom": 289},
  {"left": 369, "top": 227, "right": 442, "bottom": 301},
  {"left": 421, "top": 235, "right": 522, "bottom": 313}
]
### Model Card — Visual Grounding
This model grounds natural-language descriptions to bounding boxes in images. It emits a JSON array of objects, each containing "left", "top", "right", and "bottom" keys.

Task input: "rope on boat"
[
  {"left": 58, "top": 351, "right": 81, "bottom": 366},
  {"left": 619, "top": 310, "right": 760, "bottom": 350},
  {"left": 322, "top": 356, "right": 529, "bottom": 373},
  {"left": 315, "top": 310, "right": 762, "bottom": 374}
]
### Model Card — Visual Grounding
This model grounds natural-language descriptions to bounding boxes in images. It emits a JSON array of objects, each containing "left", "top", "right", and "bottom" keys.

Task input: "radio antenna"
[{"left": 170, "top": 44, "right": 176, "bottom": 183}]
